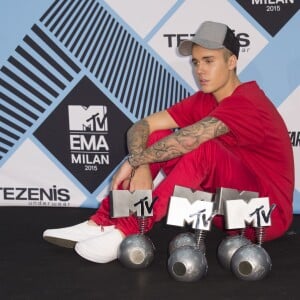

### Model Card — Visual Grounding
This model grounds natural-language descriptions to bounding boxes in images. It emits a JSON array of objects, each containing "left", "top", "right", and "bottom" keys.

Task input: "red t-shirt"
[{"left": 167, "top": 81, "right": 294, "bottom": 225}]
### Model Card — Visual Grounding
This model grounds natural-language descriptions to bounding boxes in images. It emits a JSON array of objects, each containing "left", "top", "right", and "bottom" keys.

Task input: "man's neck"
[{"left": 214, "top": 76, "right": 241, "bottom": 103}]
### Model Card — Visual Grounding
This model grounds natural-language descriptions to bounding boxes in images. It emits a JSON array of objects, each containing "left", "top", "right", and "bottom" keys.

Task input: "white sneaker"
[
  {"left": 75, "top": 229, "right": 124, "bottom": 263},
  {"left": 43, "top": 221, "right": 115, "bottom": 248}
]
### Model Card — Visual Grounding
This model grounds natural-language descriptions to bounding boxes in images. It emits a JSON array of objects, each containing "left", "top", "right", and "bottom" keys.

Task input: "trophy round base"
[
  {"left": 168, "top": 246, "right": 207, "bottom": 282},
  {"left": 231, "top": 244, "right": 272, "bottom": 280},
  {"left": 118, "top": 234, "right": 155, "bottom": 269},
  {"left": 169, "top": 232, "right": 195, "bottom": 253},
  {"left": 217, "top": 235, "right": 252, "bottom": 270}
]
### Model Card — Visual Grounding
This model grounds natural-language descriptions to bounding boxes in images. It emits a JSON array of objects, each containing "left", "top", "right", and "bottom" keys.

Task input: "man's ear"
[{"left": 228, "top": 55, "right": 238, "bottom": 71}]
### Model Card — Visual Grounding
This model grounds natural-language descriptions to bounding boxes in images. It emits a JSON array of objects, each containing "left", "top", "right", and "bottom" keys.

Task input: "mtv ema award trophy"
[
  {"left": 216, "top": 188, "right": 257, "bottom": 270},
  {"left": 215, "top": 188, "right": 276, "bottom": 280},
  {"left": 166, "top": 186, "right": 215, "bottom": 282},
  {"left": 111, "top": 190, "right": 156, "bottom": 269}
]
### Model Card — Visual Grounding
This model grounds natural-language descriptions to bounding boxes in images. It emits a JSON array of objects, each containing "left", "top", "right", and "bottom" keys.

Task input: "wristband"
[{"left": 127, "top": 154, "right": 138, "bottom": 169}]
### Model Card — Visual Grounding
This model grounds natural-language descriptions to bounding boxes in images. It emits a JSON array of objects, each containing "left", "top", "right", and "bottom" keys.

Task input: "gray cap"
[{"left": 178, "top": 21, "right": 240, "bottom": 58}]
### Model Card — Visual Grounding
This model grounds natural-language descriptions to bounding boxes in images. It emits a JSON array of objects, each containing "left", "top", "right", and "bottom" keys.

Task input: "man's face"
[{"left": 191, "top": 44, "right": 237, "bottom": 101}]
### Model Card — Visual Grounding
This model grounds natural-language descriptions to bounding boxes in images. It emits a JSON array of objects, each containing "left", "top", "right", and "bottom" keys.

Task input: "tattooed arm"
[
  {"left": 111, "top": 110, "right": 178, "bottom": 190},
  {"left": 127, "top": 116, "right": 229, "bottom": 168},
  {"left": 127, "top": 110, "right": 179, "bottom": 156},
  {"left": 127, "top": 119, "right": 150, "bottom": 156}
]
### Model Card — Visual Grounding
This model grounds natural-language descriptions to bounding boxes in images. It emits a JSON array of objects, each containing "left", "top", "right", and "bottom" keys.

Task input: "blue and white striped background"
[{"left": 0, "top": 0, "right": 299, "bottom": 212}]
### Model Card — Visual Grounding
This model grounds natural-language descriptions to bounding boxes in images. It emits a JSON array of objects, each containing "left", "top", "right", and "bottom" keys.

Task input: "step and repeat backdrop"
[{"left": 0, "top": 0, "right": 299, "bottom": 212}]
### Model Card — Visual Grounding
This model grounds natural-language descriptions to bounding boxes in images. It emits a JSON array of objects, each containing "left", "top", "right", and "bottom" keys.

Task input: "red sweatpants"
[{"left": 90, "top": 130, "right": 285, "bottom": 242}]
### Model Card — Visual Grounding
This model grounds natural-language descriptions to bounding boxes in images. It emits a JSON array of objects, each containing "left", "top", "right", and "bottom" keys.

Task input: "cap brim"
[{"left": 178, "top": 39, "right": 224, "bottom": 56}]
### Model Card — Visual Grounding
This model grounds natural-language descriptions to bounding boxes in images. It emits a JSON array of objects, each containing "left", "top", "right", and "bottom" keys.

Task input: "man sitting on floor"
[{"left": 43, "top": 21, "right": 294, "bottom": 264}]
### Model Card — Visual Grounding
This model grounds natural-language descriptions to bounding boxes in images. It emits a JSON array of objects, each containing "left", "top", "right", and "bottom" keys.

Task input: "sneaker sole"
[
  {"left": 75, "top": 244, "right": 116, "bottom": 263},
  {"left": 43, "top": 236, "right": 76, "bottom": 248}
]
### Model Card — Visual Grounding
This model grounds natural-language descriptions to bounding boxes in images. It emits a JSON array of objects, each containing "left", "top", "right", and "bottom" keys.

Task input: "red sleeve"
[
  {"left": 210, "top": 96, "right": 265, "bottom": 146},
  {"left": 167, "top": 91, "right": 217, "bottom": 128}
]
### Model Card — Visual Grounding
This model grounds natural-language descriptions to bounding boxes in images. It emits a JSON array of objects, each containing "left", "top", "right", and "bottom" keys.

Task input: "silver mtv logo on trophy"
[
  {"left": 214, "top": 187, "right": 259, "bottom": 216},
  {"left": 111, "top": 190, "right": 154, "bottom": 218},
  {"left": 167, "top": 185, "right": 214, "bottom": 230}
]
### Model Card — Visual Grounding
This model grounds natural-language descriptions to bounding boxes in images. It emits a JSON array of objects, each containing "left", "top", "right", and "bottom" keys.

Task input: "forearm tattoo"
[
  {"left": 127, "top": 119, "right": 150, "bottom": 156},
  {"left": 128, "top": 117, "right": 229, "bottom": 168}
]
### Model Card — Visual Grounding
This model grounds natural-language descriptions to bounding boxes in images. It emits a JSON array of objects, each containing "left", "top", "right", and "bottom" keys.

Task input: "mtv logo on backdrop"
[
  {"left": 34, "top": 77, "right": 132, "bottom": 193},
  {"left": 68, "top": 105, "right": 108, "bottom": 132}
]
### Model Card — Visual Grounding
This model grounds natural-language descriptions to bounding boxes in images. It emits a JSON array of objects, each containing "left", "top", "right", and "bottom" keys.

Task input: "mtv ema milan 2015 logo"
[
  {"left": 68, "top": 105, "right": 110, "bottom": 167},
  {"left": 34, "top": 76, "right": 132, "bottom": 193},
  {"left": 236, "top": 0, "right": 300, "bottom": 36}
]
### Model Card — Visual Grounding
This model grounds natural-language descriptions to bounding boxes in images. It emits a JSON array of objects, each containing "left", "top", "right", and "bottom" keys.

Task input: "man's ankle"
[{"left": 87, "top": 220, "right": 99, "bottom": 226}]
